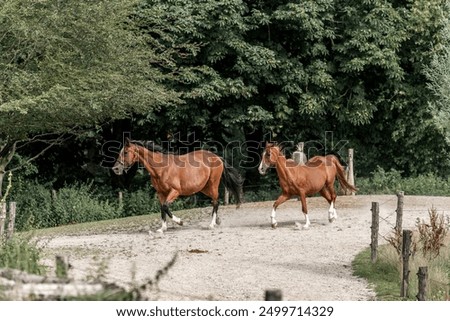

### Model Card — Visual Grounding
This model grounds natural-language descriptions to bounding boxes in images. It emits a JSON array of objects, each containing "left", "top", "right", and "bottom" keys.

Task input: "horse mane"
[
  {"left": 266, "top": 142, "right": 287, "bottom": 156},
  {"left": 131, "top": 140, "right": 167, "bottom": 153},
  {"left": 326, "top": 151, "right": 347, "bottom": 167}
]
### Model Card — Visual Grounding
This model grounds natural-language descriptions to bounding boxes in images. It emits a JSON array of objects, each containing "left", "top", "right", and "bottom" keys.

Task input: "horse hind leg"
[
  {"left": 201, "top": 180, "right": 221, "bottom": 229},
  {"left": 209, "top": 199, "right": 220, "bottom": 229},
  {"left": 320, "top": 186, "right": 337, "bottom": 223}
]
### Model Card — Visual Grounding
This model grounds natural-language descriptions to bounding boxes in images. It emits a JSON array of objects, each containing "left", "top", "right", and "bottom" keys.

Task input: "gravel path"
[{"left": 40, "top": 195, "right": 450, "bottom": 300}]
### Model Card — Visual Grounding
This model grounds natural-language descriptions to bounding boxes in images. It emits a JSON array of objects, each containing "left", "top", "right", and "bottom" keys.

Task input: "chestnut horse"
[
  {"left": 258, "top": 143, "right": 356, "bottom": 229},
  {"left": 112, "top": 138, "right": 243, "bottom": 233}
]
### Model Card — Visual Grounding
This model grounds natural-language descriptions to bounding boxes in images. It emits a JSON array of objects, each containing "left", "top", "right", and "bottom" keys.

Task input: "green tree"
[
  {"left": 136, "top": 0, "right": 450, "bottom": 177},
  {"left": 333, "top": 0, "right": 450, "bottom": 175},
  {"left": 425, "top": 15, "right": 450, "bottom": 144},
  {"left": 0, "top": 0, "right": 178, "bottom": 194}
]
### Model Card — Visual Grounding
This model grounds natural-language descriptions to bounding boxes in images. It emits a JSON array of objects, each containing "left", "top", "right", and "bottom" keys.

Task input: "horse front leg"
[
  {"left": 299, "top": 193, "right": 311, "bottom": 229},
  {"left": 156, "top": 191, "right": 183, "bottom": 233},
  {"left": 271, "top": 193, "right": 291, "bottom": 228}
]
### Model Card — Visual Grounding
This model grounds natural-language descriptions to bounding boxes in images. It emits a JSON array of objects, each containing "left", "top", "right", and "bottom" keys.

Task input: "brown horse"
[
  {"left": 258, "top": 143, "right": 356, "bottom": 229},
  {"left": 112, "top": 138, "right": 243, "bottom": 233}
]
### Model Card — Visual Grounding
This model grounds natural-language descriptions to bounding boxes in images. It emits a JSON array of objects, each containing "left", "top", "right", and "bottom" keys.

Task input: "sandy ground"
[{"left": 40, "top": 195, "right": 450, "bottom": 301}]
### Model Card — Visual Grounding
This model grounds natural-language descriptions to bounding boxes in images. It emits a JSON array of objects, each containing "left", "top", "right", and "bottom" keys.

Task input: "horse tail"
[
  {"left": 331, "top": 156, "right": 357, "bottom": 193},
  {"left": 221, "top": 160, "right": 244, "bottom": 208}
]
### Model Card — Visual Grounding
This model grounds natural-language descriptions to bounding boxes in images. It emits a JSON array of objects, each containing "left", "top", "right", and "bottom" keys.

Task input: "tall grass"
[{"left": 0, "top": 236, "right": 46, "bottom": 275}]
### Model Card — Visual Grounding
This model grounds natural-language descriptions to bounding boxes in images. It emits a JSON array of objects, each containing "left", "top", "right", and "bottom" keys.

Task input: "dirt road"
[{"left": 40, "top": 195, "right": 450, "bottom": 300}]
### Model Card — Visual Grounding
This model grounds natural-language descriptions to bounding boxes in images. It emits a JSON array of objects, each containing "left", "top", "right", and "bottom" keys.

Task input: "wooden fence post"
[
  {"left": 395, "top": 191, "right": 404, "bottom": 233},
  {"left": 224, "top": 188, "right": 229, "bottom": 205},
  {"left": 6, "top": 202, "right": 16, "bottom": 240},
  {"left": 55, "top": 255, "right": 70, "bottom": 279},
  {"left": 416, "top": 266, "right": 428, "bottom": 301},
  {"left": 118, "top": 191, "right": 123, "bottom": 207},
  {"left": 265, "top": 289, "right": 282, "bottom": 301},
  {"left": 370, "top": 202, "right": 379, "bottom": 263},
  {"left": 401, "top": 229, "right": 412, "bottom": 298},
  {"left": 346, "top": 148, "right": 355, "bottom": 195},
  {"left": 0, "top": 202, "right": 6, "bottom": 238},
  {"left": 293, "top": 142, "right": 306, "bottom": 165}
]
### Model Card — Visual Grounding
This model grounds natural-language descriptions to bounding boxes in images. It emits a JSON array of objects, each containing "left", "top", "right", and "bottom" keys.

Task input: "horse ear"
[{"left": 124, "top": 137, "right": 131, "bottom": 146}]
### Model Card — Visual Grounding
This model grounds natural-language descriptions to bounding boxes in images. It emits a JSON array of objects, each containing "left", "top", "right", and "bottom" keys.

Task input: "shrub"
[
  {"left": 52, "top": 183, "right": 121, "bottom": 225},
  {"left": 357, "top": 167, "right": 450, "bottom": 195},
  {"left": 10, "top": 180, "right": 122, "bottom": 230},
  {"left": 9, "top": 179, "right": 54, "bottom": 230}
]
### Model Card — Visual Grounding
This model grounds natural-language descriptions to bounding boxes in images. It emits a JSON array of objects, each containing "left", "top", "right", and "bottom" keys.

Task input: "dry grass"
[{"left": 416, "top": 207, "right": 448, "bottom": 258}]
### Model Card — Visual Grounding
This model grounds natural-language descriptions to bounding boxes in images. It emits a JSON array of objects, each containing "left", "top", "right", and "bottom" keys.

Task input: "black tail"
[{"left": 222, "top": 161, "right": 244, "bottom": 207}]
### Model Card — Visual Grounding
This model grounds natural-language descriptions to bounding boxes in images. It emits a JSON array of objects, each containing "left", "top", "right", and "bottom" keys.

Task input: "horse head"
[
  {"left": 258, "top": 142, "right": 282, "bottom": 175},
  {"left": 112, "top": 137, "right": 139, "bottom": 175}
]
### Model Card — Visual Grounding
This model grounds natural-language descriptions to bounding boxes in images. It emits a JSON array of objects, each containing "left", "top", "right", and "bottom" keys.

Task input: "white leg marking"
[
  {"left": 328, "top": 202, "right": 337, "bottom": 222},
  {"left": 271, "top": 208, "right": 277, "bottom": 228},
  {"left": 209, "top": 212, "right": 217, "bottom": 229},
  {"left": 157, "top": 220, "right": 167, "bottom": 233},
  {"left": 303, "top": 213, "right": 311, "bottom": 229},
  {"left": 172, "top": 215, "right": 182, "bottom": 225}
]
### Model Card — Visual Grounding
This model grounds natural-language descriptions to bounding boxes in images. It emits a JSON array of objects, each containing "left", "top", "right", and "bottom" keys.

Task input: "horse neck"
[
  {"left": 135, "top": 146, "right": 166, "bottom": 177},
  {"left": 274, "top": 154, "right": 294, "bottom": 182}
]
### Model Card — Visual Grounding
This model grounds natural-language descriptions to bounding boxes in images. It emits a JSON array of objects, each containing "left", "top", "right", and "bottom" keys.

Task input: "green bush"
[
  {"left": 52, "top": 183, "right": 121, "bottom": 225},
  {"left": 357, "top": 167, "right": 450, "bottom": 195},
  {"left": 10, "top": 180, "right": 121, "bottom": 230},
  {"left": 9, "top": 179, "right": 54, "bottom": 230}
]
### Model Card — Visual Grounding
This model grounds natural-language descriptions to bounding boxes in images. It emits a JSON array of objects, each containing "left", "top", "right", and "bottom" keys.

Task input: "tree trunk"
[
  {"left": 0, "top": 141, "right": 16, "bottom": 199},
  {"left": 0, "top": 170, "right": 4, "bottom": 199}
]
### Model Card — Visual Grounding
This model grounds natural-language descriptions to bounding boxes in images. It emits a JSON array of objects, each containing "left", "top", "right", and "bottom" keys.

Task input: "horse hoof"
[
  {"left": 271, "top": 223, "right": 278, "bottom": 229},
  {"left": 216, "top": 217, "right": 221, "bottom": 225},
  {"left": 156, "top": 229, "right": 165, "bottom": 234},
  {"left": 208, "top": 224, "right": 216, "bottom": 229},
  {"left": 329, "top": 217, "right": 335, "bottom": 223},
  {"left": 178, "top": 220, "right": 184, "bottom": 226}
]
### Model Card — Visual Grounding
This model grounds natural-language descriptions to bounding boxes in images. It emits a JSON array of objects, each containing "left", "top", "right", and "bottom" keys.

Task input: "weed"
[{"left": 416, "top": 207, "right": 448, "bottom": 259}]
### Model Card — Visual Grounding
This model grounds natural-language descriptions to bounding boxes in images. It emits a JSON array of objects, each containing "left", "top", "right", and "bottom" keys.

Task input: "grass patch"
[{"left": 353, "top": 246, "right": 401, "bottom": 300}]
